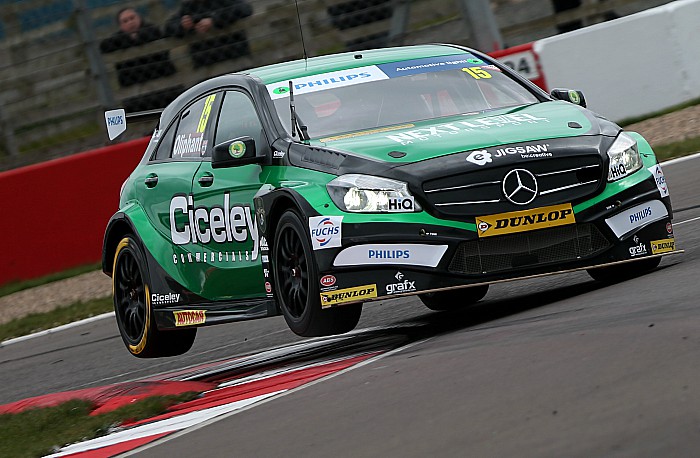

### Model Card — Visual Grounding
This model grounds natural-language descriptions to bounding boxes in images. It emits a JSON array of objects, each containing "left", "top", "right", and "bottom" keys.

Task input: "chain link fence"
[{"left": 0, "top": 0, "right": 672, "bottom": 170}]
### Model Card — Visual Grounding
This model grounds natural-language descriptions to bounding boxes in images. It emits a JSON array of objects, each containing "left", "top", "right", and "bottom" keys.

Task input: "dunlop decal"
[
  {"left": 174, "top": 310, "right": 206, "bottom": 327},
  {"left": 476, "top": 203, "right": 575, "bottom": 238},
  {"left": 320, "top": 284, "right": 377, "bottom": 308},
  {"left": 651, "top": 238, "right": 675, "bottom": 255}
]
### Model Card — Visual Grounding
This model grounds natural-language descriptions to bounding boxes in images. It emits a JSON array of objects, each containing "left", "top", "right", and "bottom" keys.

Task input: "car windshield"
[{"left": 267, "top": 53, "right": 540, "bottom": 140}]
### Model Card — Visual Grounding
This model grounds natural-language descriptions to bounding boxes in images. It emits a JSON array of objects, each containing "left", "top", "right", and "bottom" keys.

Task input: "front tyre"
[
  {"left": 419, "top": 285, "right": 489, "bottom": 311},
  {"left": 273, "top": 211, "right": 361, "bottom": 337},
  {"left": 587, "top": 257, "right": 661, "bottom": 283},
  {"left": 112, "top": 236, "right": 196, "bottom": 358}
]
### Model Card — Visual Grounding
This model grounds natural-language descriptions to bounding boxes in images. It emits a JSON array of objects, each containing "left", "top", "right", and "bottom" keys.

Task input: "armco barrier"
[
  {"left": 0, "top": 137, "right": 148, "bottom": 286},
  {"left": 534, "top": 0, "right": 700, "bottom": 121}
]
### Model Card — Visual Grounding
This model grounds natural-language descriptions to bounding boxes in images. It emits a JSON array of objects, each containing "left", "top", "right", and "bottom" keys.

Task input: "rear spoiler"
[{"left": 104, "top": 108, "right": 163, "bottom": 140}]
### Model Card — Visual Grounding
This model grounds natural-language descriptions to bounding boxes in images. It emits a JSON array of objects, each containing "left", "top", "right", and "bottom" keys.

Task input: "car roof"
[
  {"left": 159, "top": 44, "right": 477, "bottom": 127},
  {"left": 245, "top": 43, "right": 471, "bottom": 84}
]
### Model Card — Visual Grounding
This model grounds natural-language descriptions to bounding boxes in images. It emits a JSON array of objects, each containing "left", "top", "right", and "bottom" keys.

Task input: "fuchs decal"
[{"left": 309, "top": 216, "right": 343, "bottom": 250}]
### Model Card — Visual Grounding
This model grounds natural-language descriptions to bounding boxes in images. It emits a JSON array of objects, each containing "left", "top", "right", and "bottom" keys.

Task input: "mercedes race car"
[{"left": 102, "top": 44, "right": 679, "bottom": 357}]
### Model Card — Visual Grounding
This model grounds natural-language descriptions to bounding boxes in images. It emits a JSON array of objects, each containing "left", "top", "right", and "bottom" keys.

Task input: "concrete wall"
[{"left": 534, "top": 0, "right": 700, "bottom": 121}]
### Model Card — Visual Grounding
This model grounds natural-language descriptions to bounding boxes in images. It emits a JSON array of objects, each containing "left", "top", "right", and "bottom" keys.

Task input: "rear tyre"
[
  {"left": 112, "top": 236, "right": 196, "bottom": 358},
  {"left": 587, "top": 257, "right": 661, "bottom": 283},
  {"left": 419, "top": 285, "right": 489, "bottom": 311},
  {"left": 273, "top": 210, "right": 362, "bottom": 337}
]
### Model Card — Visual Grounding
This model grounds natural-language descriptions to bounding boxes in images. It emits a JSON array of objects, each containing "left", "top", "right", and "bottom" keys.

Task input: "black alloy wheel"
[
  {"left": 273, "top": 210, "right": 362, "bottom": 337},
  {"left": 112, "top": 236, "right": 196, "bottom": 358}
]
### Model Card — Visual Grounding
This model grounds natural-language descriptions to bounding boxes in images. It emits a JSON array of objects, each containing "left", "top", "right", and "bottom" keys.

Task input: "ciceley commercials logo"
[
  {"left": 476, "top": 203, "right": 575, "bottom": 238},
  {"left": 151, "top": 292, "right": 180, "bottom": 305},
  {"left": 320, "top": 284, "right": 377, "bottom": 307},
  {"left": 169, "top": 193, "right": 259, "bottom": 264}
]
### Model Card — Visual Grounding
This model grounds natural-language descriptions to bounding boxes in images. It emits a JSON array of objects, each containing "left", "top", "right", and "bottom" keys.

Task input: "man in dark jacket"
[
  {"left": 165, "top": 0, "right": 253, "bottom": 67},
  {"left": 100, "top": 7, "right": 177, "bottom": 90},
  {"left": 100, "top": 7, "right": 162, "bottom": 52}
]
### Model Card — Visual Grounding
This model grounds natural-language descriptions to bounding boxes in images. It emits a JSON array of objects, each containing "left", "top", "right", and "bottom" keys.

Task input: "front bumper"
[{"left": 313, "top": 178, "right": 678, "bottom": 308}]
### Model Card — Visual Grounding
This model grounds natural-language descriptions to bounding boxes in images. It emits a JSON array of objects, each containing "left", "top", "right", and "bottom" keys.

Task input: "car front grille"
[
  {"left": 422, "top": 155, "right": 603, "bottom": 218},
  {"left": 448, "top": 223, "right": 610, "bottom": 275}
]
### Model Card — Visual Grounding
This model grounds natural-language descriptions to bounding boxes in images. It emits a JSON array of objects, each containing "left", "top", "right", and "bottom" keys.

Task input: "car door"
[
  {"left": 189, "top": 89, "right": 271, "bottom": 300},
  {"left": 135, "top": 93, "right": 220, "bottom": 295}
]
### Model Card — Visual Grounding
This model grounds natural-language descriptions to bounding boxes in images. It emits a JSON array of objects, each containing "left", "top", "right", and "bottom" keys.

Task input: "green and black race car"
[{"left": 102, "top": 44, "right": 679, "bottom": 357}]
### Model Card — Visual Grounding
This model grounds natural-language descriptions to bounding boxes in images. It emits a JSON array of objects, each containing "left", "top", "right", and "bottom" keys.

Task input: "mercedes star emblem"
[{"left": 502, "top": 169, "right": 538, "bottom": 205}]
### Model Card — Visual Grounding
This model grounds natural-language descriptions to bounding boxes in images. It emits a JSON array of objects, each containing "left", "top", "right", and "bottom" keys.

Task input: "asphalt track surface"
[{"left": 3, "top": 156, "right": 700, "bottom": 456}]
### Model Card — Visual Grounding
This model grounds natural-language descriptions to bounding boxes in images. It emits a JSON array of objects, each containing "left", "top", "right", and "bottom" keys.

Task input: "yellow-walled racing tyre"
[
  {"left": 419, "top": 284, "right": 489, "bottom": 311},
  {"left": 273, "top": 210, "right": 362, "bottom": 337},
  {"left": 112, "top": 236, "right": 196, "bottom": 358}
]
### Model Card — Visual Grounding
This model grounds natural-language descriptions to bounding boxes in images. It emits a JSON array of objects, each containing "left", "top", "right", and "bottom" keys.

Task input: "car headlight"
[
  {"left": 327, "top": 174, "right": 421, "bottom": 213},
  {"left": 607, "top": 132, "right": 642, "bottom": 181}
]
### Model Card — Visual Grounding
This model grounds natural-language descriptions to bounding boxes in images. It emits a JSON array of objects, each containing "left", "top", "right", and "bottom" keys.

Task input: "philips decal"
[
  {"left": 107, "top": 115, "right": 124, "bottom": 126},
  {"left": 605, "top": 200, "right": 668, "bottom": 238},
  {"left": 369, "top": 249, "right": 410, "bottom": 259},
  {"left": 169, "top": 193, "right": 259, "bottom": 260},
  {"left": 629, "top": 206, "right": 653, "bottom": 225},
  {"left": 309, "top": 216, "right": 343, "bottom": 250}
]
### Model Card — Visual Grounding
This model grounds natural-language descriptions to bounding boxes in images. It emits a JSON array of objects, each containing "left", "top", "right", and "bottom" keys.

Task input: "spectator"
[
  {"left": 165, "top": 0, "right": 253, "bottom": 68},
  {"left": 100, "top": 7, "right": 162, "bottom": 52}
]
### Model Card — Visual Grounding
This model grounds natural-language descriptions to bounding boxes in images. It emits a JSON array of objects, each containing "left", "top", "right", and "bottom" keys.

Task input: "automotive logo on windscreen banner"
[{"left": 476, "top": 203, "right": 575, "bottom": 238}]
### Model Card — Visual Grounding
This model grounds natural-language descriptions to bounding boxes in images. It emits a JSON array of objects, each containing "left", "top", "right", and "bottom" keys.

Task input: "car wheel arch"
[{"left": 102, "top": 216, "right": 136, "bottom": 276}]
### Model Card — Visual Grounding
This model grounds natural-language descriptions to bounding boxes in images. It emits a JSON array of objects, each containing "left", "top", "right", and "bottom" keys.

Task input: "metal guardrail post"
[
  {"left": 0, "top": 104, "right": 19, "bottom": 157},
  {"left": 456, "top": 0, "right": 503, "bottom": 52},
  {"left": 73, "top": 0, "right": 116, "bottom": 109},
  {"left": 388, "top": 0, "right": 411, "bottom": 46}
]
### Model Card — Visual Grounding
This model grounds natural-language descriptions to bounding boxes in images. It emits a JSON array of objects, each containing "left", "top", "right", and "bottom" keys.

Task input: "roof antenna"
[{"left": 294, "top": 0, "right": 308, "bottom": 70}]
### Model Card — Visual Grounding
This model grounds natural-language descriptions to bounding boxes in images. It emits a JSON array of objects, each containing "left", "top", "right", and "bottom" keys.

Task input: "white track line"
[
  {"left": 0, "top": 312, "right": 115, "bottom": 347},
  {"left": 675, "top": 216, "right": 700, "bottom": 226},
  {"left": 662, "top": 151, "right": 700, "bottom": 166}
]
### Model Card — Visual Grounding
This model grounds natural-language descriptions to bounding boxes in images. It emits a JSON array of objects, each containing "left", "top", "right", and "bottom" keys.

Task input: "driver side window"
[{"left": 215, "top": 91, "right": 267, "bottom": 149}]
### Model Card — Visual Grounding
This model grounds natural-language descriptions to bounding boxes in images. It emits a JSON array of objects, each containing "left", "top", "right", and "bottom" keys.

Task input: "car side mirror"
[
  {"left": 212, "top": 136, "right": 264, "bottom": 168},
  {"left": 550, "top": 88, "right": 587, "bottom": 108}
]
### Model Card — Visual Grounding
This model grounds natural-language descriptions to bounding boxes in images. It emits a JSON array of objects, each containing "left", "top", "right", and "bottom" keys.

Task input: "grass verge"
[
  {"left": 655, "top": 137, "right": 700, "bottom": 162},
  {"left": 0, "top": 264, "right": 101, "bottom": 299},
  {"left": 0, "top": 297, "right": 113, "bottom": 343},
  {"left": 619, "top": 97, "right": 700, "bottom": 126},
  {"left": 0, "top": 393, "right": 200, "bottom": 458}
]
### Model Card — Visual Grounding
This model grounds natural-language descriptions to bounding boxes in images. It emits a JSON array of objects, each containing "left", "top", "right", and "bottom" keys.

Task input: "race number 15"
[{"left": 462, "top": 67, "right": 491, "bottom": 79}]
